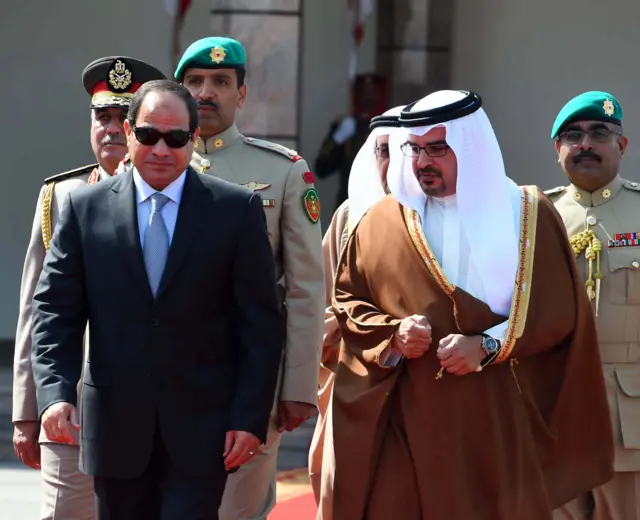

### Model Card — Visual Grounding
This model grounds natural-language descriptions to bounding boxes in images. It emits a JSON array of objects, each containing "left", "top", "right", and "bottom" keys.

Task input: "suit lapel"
[
  {"left": 156, "top": 168, "right": 210, "bottom": 300},
  {"left": 109, "top": 170, "right": 154, "bottom": 301}
]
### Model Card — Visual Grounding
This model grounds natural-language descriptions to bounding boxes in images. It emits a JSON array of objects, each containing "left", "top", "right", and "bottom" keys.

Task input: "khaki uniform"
[
  {"left": 13, "top": 164, "right": 112, "bottom": 520},
  {"left": 192, "top": 125, "right": 325, "bottom": 520},
  {"left": 308, "top": 199, "right": 350, "bottom": 520},
  {"left": 549, "top": 175, "right": 640, "bottom": 520}
]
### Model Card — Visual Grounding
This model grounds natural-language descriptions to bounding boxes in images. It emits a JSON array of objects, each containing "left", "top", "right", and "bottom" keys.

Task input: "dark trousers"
[{"left": 94, "top": 423, "right": 227, "bottom": 520}]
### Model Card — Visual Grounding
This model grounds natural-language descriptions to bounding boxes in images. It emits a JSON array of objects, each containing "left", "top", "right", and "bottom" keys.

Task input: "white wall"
[
  {"left": 0, "top": 1, "right": 175, "bottom": 338},
  {"left": 452, "top": 0, "right": 640, "bottom": 189}
]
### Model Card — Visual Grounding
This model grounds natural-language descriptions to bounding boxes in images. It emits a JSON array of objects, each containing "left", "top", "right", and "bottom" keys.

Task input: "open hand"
[
  {"left": 13, "top": 421, "right": 41, "bottom": 469},
  {"left": 223, "top": 431, "right": 260, "bottom": 471}
]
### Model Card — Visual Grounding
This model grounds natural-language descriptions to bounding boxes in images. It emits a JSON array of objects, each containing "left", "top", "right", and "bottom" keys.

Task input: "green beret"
[
  {"left": 174, "top": 37, "right": 246, "bottom": 79},
  {"left": 82, "top": 56, "right": 166, "bottom": 109},
  {"left": 551, "top": 91, "right": 623, "bottom": 139}
]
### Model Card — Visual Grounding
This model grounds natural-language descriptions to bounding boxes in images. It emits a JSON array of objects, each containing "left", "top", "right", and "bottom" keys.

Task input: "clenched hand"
[
  {"left": 437, "top": 334, "right": 485, "bottom": 376},
  {"left": 277, "top": 401, "right": 316, "bottom": 433},
  {"left": 391, "top": 314, "right": 432, "bottom": 359}
]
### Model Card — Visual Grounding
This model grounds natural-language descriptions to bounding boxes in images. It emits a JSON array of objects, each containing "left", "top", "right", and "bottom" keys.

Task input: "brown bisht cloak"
[{"left": 331, "top": 187, "right": 613, "bottom": 520}]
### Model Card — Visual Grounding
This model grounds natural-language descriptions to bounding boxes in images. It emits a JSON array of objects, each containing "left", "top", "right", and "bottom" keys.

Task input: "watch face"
[{"left": 483, "top": 337, "right": 499, "bottom": 354}]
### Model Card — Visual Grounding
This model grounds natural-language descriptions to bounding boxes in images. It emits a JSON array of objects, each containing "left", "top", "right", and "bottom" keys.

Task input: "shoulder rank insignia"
[
  {"left": 241, "top": 181, "right": 271, "bottom": 192},
  {"left": 244, "top": 136, "right": 303, "bottom": 162},
  {"left": 303, "top": 188, "right": 320, "bottom": 224},
  {"left": 44, "top": 163, "right": 98, "bottom": 185},
  {"left": 623, "top": 179, "right": 640, "bottom": 192},
  {"left": 543, "top": 186, "right": 566, "bottom": 197},
  {"left": 42, "top": 163, "right": 98, "bottom": 252}
]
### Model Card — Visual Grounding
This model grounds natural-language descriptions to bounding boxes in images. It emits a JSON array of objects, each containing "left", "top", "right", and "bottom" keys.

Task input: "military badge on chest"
[
  {"left": 608, "top": 232, "right": 640, "bottom": 248},
  {"left": 240, "top": 181, "right": 276, "bottom": 208}
]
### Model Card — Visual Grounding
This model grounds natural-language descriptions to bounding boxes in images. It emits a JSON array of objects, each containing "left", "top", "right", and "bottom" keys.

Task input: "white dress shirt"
[{"left": 133, "top": 168, "right": 187, "bottom": 248}]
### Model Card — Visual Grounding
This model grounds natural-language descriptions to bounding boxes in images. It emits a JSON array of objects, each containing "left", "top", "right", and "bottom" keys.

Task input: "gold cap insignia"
[
  {"left": 603, "top": 99, "right": 615, "bottom": 117},
  {"left": 108, "top": 59, "right": 133, "bottom": 91},
  {"left": 241, "top": 181, "right": 271, "bottom": 192},
  {"left": 210, "top": 46, "right": 227, "bottom": 64}
]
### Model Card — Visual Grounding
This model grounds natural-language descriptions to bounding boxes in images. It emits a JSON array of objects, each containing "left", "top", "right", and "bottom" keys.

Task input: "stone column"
[
  {"left": 376, "top": 0, "right": 454, "bottom": 106},
  {"left": 210, "top": 0, "right": 302, "bottom": 151}
]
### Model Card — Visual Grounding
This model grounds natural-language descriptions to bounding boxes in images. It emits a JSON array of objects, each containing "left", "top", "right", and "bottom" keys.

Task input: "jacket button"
[{"left": 151, "top": 318, "right": 160, "bottom": 327}]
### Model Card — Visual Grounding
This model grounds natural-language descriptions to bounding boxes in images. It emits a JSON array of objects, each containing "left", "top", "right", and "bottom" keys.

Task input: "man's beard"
[{"left": 416, "top": 167, "right": 446, "bottom": 196}]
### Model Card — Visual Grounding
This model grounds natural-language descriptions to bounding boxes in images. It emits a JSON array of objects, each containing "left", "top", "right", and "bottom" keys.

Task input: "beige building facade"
[{"left": 1, "top": 0, "right": 639, "bottom": 352}]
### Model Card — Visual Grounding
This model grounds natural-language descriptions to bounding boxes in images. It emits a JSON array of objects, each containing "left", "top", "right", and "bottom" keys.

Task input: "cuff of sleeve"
[
  {"left": 375, "top": 337, "right": 403, "bottom": 368},
  {"left": 12, "top": 392, "right": 39, "bottom": 422}
]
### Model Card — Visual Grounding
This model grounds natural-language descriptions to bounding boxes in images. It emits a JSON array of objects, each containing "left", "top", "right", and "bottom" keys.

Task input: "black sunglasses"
[{"left": 132, "top": 125, "right": 193, "bottom": 149}]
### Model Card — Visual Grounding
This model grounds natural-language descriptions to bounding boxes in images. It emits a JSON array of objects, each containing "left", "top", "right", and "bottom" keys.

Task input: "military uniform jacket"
[
  {"left": 192, "top": 124, "right": 324, "bottom": 405},
  {"left": 548, "top": 175, "right": 640, "bottom": 471},
  {"left": 13, "top": 164, "right": 111, "bottom": 444}
]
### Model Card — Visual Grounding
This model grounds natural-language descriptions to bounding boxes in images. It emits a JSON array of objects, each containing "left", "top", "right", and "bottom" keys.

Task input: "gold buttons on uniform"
[
  {"left": 586, "top": 216, "right": 597, "bottom": 226},
  {"left": 632, "top": 261, "right": 639, "bottom": 269}
]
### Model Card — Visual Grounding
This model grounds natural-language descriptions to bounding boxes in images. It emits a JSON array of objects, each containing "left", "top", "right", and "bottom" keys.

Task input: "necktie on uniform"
[{"left": 143, "top": 193, "right": 170, "bottom": 296}]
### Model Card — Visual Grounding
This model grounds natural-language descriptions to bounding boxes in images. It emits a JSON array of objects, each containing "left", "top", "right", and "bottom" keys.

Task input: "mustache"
[
  {"left": 198, "top": 99, "right": 220, "bottom": 110},
  {"left": 101, "top": 136, "right": 126, "bottom": 146},
  {"left": 417, "top": 167, "right": 443, "bottom": 177},
  {"left": 573, "top": 151, "right": 601, "bottom": 164}
]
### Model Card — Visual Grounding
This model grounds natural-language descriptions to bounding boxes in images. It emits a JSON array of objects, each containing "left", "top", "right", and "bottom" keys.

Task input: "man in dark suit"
[{"left": 31, "top": 79, "right": 284, "bottom": 520}]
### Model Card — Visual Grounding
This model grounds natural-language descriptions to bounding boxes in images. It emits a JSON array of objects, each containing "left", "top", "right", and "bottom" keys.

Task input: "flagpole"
[{"left": 171, "top": 11, "right": 182, "bottom": 73}]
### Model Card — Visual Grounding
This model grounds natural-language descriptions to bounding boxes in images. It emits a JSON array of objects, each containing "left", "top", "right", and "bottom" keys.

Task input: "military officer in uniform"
[
  {"left": 547, "top": 91, "right": 640, "bottom": 520},
  {"left": 12, "top": 56, "right": 165, "bottom": 520},
  {"left": 173, "top": 36, "right": 325, "bottom": 520},
  {"left": 314, "top": 74, "right": 387, "bottom": 211}
]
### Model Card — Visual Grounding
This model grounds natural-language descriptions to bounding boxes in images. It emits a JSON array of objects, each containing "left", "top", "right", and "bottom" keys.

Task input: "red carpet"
[
  {"left": 271, "top": 469, "right": 317, "bottom": 519},
  {"left": 270, "top": 492, "right": 317, "bottom": 519}
]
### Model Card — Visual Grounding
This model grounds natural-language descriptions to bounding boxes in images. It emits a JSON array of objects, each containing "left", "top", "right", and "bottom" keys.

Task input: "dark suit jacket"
[{"left": 31, "top": 167, "right": 284, "bottom": 478}]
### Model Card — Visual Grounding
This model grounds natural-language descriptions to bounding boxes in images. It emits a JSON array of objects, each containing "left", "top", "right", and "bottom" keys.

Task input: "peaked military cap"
[
  {"left": 82, "top": 56, "right": 166, "bottom": 109},
  {"left": 398, "top": 90, "right": 482, "bottom": 127},
  {"left": 551, "top": 91, "right": 623, "bottom": 139},
  {"left": 174, "top": 37, "right": 247, "bottom": 79}
]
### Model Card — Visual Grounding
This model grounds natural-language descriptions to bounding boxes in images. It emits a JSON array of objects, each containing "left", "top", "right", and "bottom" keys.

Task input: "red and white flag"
[
  {"left": 348, "top": 0, "right": 374, "bottom": 79},
  {"left": 164, "top": 0, "right": 192, "bottom": 19},
  {"left": 165, "top": 0, "right": 192, "bottom": 70}
]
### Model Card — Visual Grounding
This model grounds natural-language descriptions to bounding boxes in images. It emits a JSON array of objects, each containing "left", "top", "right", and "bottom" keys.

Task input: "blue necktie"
[{"left": 143, "top": 193, "right": 170, "bottom": 296}]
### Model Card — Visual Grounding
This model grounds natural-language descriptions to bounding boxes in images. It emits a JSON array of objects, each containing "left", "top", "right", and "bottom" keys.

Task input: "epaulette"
[
  {"left": 622, "top": 179, "right": 640, "bottom": 192},
  {"left": 543, "top": 186, "right": 567, "bottom": 197},
  {"left": 44, "top": 163, "right": 98, "bottom": 185},
  {"left": 243, "top": 136, "right": 303, "bottom": 163},
  {"left": 41, "top": 163, "right": 97, "bottom": 252}
]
